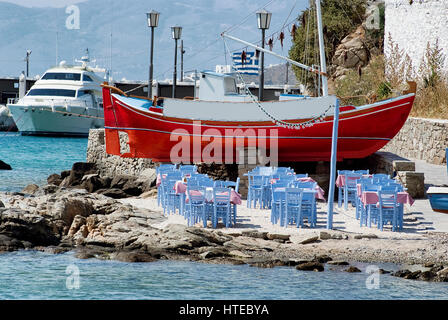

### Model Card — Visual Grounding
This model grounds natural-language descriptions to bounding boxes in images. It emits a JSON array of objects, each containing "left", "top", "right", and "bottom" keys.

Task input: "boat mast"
[{"left": 315, "top": 0, "right": 328, "bottom": 96}]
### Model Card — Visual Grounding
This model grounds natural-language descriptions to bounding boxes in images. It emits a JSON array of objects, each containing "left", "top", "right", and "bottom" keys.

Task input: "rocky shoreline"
[{"left": 1, "top": 162, "right": 448, "bottom": 284}]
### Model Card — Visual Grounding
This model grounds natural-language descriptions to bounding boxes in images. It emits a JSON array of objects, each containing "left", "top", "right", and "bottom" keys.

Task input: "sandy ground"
[
  {"left": 119, "top": 195, "right": 448, "bottom": 265},
  {"left": 120, "top": 196, "right": 445, "bottom": 239}
]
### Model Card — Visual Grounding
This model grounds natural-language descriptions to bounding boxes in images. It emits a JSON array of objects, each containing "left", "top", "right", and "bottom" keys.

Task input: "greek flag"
[{"left": 232, "top": 51, "right": 259, "bottom": 75}]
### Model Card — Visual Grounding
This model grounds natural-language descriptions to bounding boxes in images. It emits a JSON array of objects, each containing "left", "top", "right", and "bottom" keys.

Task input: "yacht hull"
[{"left": 7, "top": 104, "right": 104, "bottom": 137}]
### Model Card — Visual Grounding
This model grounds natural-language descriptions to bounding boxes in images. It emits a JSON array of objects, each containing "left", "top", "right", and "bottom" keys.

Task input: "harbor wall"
[
  {"left": 86, "top": 129, "right": 154, "bottom": 177},
  {"left": 381, "top": 117, "right": 448, "bottom": 165},
  {"left": 384, "top": 0, "right": 448, "bottom": 71}
]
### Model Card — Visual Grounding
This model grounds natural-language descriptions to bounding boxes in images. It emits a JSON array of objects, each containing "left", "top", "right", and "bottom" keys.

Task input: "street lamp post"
[
  {"left": 171, "top": 26, "right": 182, "bottom": 98},
  {"left": 146, "top": 10, "right": 160, "bottom": 99},
  {"left": 256, "top": 10, "right": 271, "bottom": 102},
  {"left": 25, "top": 50, "right": 32, "bottom": 77}
]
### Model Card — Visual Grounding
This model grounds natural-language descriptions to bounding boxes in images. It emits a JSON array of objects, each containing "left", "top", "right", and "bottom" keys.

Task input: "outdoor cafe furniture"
[
  {"left": 335, "top": 170, "right": 370, "bottom": 209},
  {"left": 358, "top": 185, "right": 414, "bottom": 232}
]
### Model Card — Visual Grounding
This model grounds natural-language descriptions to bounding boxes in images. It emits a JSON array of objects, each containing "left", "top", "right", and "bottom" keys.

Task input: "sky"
[
  {"left": 0, "top": 0, "right": 87, "bottom": 7},
  {"left": 0, "top": 0, "right": 308, "bottom": 81}
]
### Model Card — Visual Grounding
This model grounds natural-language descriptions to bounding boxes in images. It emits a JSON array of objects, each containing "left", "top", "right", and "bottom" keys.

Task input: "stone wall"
[
  {"left": 87, "top": 129, "right": 154, "bottom": 177},
  {"left": 384, "top": 0, "right": 448, "bottom": 72},
  {"left": 381, "top": 117, "right": 448, "bottom": 165}
]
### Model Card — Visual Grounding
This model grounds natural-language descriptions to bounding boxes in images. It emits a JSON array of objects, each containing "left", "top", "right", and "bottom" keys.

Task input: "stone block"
[
  {"left": 393, "top": 161, "right": 415, "bottom": 172},
  {"left": 396, "top": 172, "right": 425, "bottom": 199}
]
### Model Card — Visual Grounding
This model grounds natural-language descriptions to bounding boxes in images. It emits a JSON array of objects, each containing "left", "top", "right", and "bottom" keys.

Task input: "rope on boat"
[{"left": 223, "top": 38, "right": 334, "bottom": 130}]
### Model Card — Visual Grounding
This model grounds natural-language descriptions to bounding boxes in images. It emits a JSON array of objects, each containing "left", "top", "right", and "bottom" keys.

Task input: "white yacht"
[{"left": 7, "top": 51, "right": 105, "bottom": 136}]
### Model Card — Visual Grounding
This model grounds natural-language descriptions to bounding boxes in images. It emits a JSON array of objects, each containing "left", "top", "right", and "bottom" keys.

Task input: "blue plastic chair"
[
  {"left": 378, "top": 186, "right": 399, "bottom": 231},
  {"left": 359, "top": 183, "right": 381, "bottom": 227},
  {"left": 161, "top": 180, "right": 181, "bottom": 215},
  {"left": 212, "top": 187, "right": 232, "bottom": 228},
  {"left": 247, "top": 174, "right": 264, "bottom": 208},
  {"left": 221, "top": 178, "right": 240, "bottom": 225},
  {"left": 343, "top": 173, "right": 362, "bottom": 210},
  {"left": 186, "top": 186, "right": 206, "bottom": 227},
  {"left": 284, "top": 188, "right": 302, "bottom": 227},
  {"left": 300, "top": 190, "right": 317, "bottom": 228},
  {"left": 337, "top": 170, "right": 353, "bottom": 208},
  {"left": 270, "top": 182, "right": 289, "bottom": 225}
]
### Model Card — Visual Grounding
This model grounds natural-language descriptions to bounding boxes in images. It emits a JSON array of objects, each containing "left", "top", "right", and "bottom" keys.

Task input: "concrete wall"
[
  {"left": 86, "top": 129, "right": 154, "bottom": 177},
  {"left": 384, "top": 0, "right": 448, "bottom": 72},
  {"left": 381, "top": 117, "right": 448, "bottom": 165}
]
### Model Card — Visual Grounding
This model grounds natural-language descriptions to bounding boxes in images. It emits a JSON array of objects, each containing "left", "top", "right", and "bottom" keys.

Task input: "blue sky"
[{"left": 0, "top": 0, "right": 308, "bottom": 81}]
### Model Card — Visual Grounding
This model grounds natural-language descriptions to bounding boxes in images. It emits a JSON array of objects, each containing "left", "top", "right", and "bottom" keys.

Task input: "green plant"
[{"left": 288, "top": 0, "right": 367, "bottom": 94}]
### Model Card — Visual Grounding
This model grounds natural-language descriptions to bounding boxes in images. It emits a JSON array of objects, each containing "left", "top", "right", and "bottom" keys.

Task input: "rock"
[
  {"left": 314, "top": 255, "right": 332, "bottom": 263},
  {"left": 0, "top": 234, "right": 25, "bottom": 251},
  {"left": 135, "top": 168, "right": 157, "bottom": 193},
  {"left": 199, "top": 247, "right": 229, "bottom": 259},
  {"left": 0, "top": 201, "right": 4, "bottom": 208},
  {"left": 112, "top": 251, "right": 157, "bottom": 263},
  {"left": 354, "top": 234, "right": 378, "bottom": 240},
  {"left": 419, "top": 271, "right": 435, "bottom": 281},
  {"left": 229, "top": 250, "right": 252, "bottom": 259},
  {"left": 266, "top": 233, "right": 290, "bottom": 241},
  {"left": 393, "top": 161, "right": 415, "bottom": 172},
  {"left": 299, "top": 236, "right": 319, "bottom": 245},
  {"left": 42, "top": 185, "right": 58, "bottom": 194},
  {"left": 319, "top": 231, "right": 332, "bottom": 240},
  {"left": 139, "top": 189, "right": 158, "bottom": 199},
  {"left": 60, "top": 170, "right": 71, "bottom": 179},
  {"left": 327, "top": 261, "right": 350, "bottom": 266},
  {"left": 96, "top": 188, "right": 130, "bottom": 199},
  {"left": 62, "top": 162, "right": 97, "bottom": 187},
  {"left": 436, "top": 267, "right": 448, "bottom": 282},
  {"left": 51, "top": 198, "right": 94, "bottom": 227},
  {"left": 393, "top": 269, "right": 412, "bottom": 278},
  {"left": 241, "top": 230, "right": 269, "bottom": 240},
  {"left": 332, "top": 26, "right": 369, "bottom": 77},
  {"left": 404, "top": 271, "right": 422, "bottom": 280},
  {"left": 0, "top": 160, "right": 12, "bottom": 170},
  {"left": 345, "top": 266, "right": 362, "bottom": 273},
  {"left": 47, "top": 174, "right": 63, "bottom": 186},
  {"left": 0, "top": 208, "right": 59, "bottom": 246},
  {"left": 379, "top": 269, "right": 391, "bottom": 274},
  {"left": 296, "top": 261, "right": 324, "bottom": 272},
  {"left": 396, "top": 172, "right": 425, "bottom": 199},
  {"left": 21, "top": 184, "right": 39, "bottom": 195},
  {"left": 81, "top": 174, "right": 109, "bottom": 193},
  {"left": 67, "top": 215, "right": 87, "bottom": 237},
  {"left": 110, "top": 175, "right": 144, "bottom": 196}
]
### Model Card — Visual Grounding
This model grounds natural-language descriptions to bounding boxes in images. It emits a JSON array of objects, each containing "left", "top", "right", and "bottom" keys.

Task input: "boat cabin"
[{"left": 198, "top": 71, "right": 250, "bottom": 102}]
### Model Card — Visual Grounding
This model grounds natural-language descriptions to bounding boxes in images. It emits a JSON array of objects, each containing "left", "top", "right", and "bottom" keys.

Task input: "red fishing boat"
[{"left": 101, "top": 74, "right": 416, "bottom": 163}]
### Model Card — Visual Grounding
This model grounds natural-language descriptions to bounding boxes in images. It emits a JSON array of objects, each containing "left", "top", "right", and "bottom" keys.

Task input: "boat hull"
[
  {"left": 427, "top": 187, "right": 448, "bottom": 214},
  {"left": 7, "top": 104, "right": 104, "bottom": 137},
  {"left": 102, "top": 88, "right": 415, "bottom": 163}
]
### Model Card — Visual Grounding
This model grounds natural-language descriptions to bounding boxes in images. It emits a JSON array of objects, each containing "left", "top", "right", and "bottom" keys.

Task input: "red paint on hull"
[{"left": 102, "top": 88, "right": 414, "bottom": 163}]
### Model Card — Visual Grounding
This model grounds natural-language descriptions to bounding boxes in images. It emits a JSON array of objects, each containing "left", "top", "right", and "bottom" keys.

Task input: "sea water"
[
  {"left": 1, "top": 134, "right": 448, "bottom": 300},
  {"left": 0, "top": 133, "right": 87, "bottom": 192},
  {"left": 0, "top": 251, "right": 447, "bottom": 300}
]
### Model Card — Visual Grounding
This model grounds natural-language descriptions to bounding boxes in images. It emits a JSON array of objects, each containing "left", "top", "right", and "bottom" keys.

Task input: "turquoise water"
[
  {"left": 0, "top": 133, "right": 87, "bottom": 192},
  {"left": 1, "top": 134, "right": 448, "bottom": 300},
  {"left": 0, "top": 251, "right": 447, "bottom": 300}
]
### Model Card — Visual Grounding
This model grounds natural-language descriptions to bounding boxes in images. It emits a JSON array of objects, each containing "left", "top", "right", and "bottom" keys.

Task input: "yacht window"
[
  {"left": 77, "top": 90, "right": 91, "bottom": 97},
  {"left": 41, "top": 73, "right": 81, "bottom": 81},
  {"left": 83, "top": 75, "right": 94, "bottom": 82},
  {"left": 27, "top": 89, "right": 76, "bottom": 97}
]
